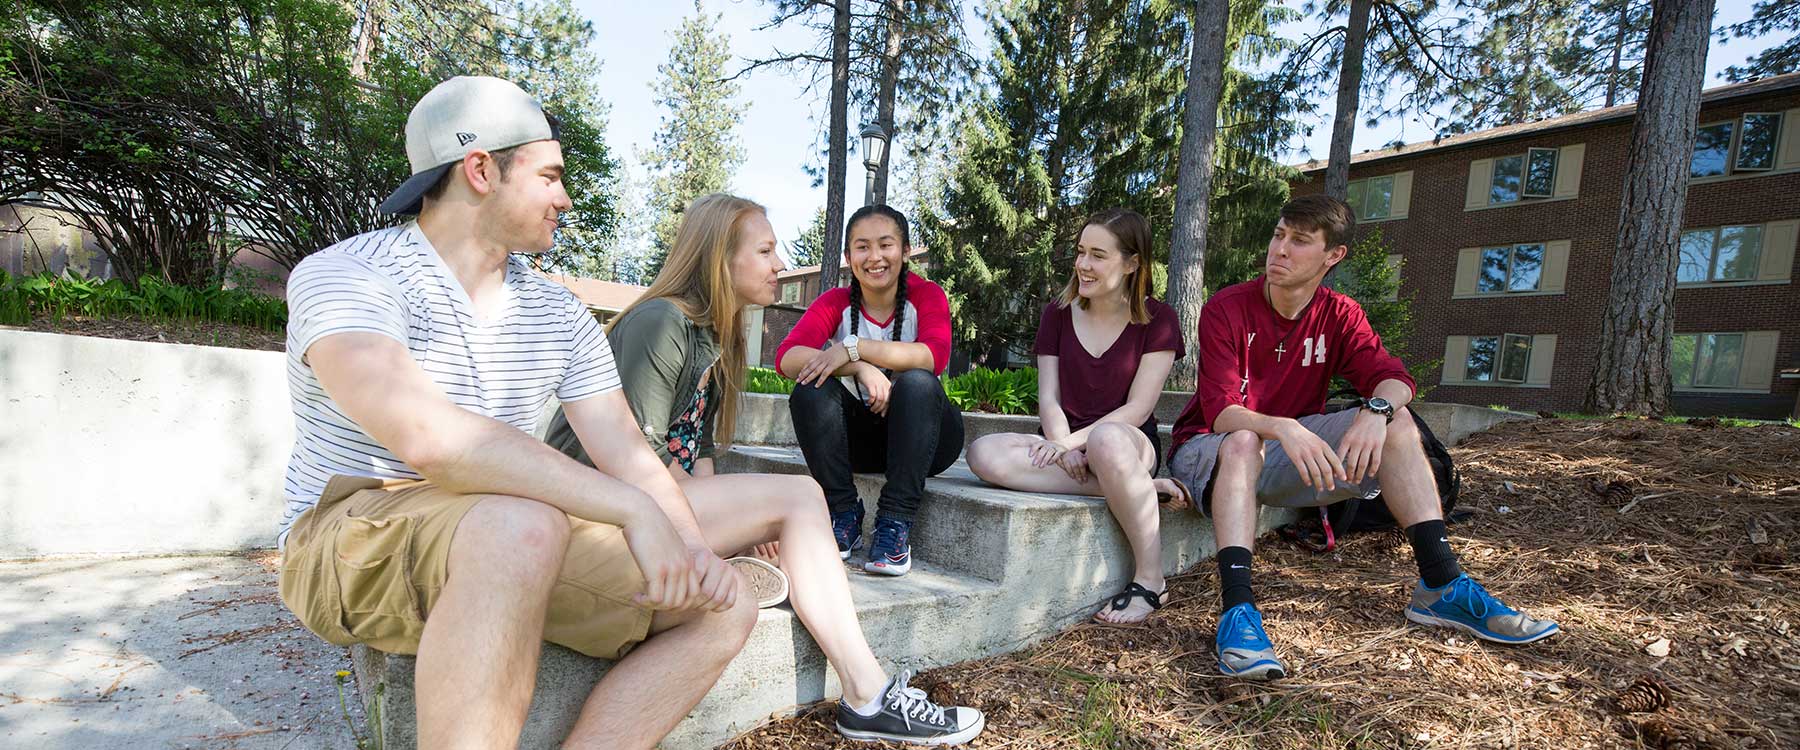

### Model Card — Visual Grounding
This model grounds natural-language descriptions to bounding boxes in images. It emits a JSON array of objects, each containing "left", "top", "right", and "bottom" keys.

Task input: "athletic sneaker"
[
  {"left": 832, "top": 508, "right": 865, "bottom": 561},
  {"left": 1405, "top": 574, "right": 1560, "bottom": 644},
  {"left": 862, "top": 516, "right": 912, "bottom": 576},
  {"left": 835, "top": 669, "right": 985, "bottom": 745},
  {"left": 1216, "top": 602, "right": 1286, "bottom": 679}
]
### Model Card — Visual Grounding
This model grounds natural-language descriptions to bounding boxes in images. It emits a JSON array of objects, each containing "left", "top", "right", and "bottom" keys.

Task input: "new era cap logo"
[{"left": 456, "top": 132, "right": 477, "bottom": 146}]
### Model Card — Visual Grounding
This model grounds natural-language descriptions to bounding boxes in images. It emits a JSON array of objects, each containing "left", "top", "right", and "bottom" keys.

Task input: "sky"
[{"left": 576, "top": 0, "right": 1780, "bottom": 261}]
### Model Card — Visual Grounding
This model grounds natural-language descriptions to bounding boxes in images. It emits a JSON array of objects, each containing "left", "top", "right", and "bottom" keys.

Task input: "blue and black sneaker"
[
  {"left": 863, "top": 516, "right": 912, "bottom": 576},
  {"left": 1406, "top": 574, "right": 1560, "bottom": 644},
  {"left": 1216, "top": 602, "right": 1285, "bottom": 679},
  {"left": 832, "top": 508, "right": 865, "bottom": 561}
]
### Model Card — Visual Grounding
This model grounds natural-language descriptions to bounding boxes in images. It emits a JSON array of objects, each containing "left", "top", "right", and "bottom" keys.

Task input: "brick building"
[{"left": 1291, "top": 72, "right": 1800, "bottom": 419}]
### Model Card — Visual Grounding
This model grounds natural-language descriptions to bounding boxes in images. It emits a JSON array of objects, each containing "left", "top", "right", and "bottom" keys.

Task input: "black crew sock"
[
  {"left": 1216, "top": 546, "right": 1255, "bottom": 612},
  {"left": 1406, "top": 519, "right": 1462, "bottom": 588}
]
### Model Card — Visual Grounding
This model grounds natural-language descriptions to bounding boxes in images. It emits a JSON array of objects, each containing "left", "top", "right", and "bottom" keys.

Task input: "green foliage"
[
  {"left": 1721, "top": 0, "right": 1800, "bottom": 82},
  {"left": 943, "top": 367, "right": 1039, "bottom": 416},
  {"left": 787, "top": 207, "right": 829, "bottom": 268},
  {"left": 641, "top": 4, "right": 744, "bottom": 282},
  {"left": 746, "top": 366, "right": 796, "bottom": 395},
  {"left": 1327, "top": 230, "right": 1437, "bottom": 395},
  {"left": 0, "top": 271, "right": 287, "bottom": 331}
]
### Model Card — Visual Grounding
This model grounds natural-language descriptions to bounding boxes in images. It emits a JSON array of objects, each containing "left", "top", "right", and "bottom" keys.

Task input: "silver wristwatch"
[
  {"left": 841, "top": 333, "right": 861, "bottom": 362},
  {"left": 1362, "top": 396, "right": 1395, "bottom": 423}
]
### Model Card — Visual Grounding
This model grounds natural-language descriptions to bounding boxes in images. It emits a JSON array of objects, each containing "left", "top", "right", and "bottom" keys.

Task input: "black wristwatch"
[{"left": 1361, "top": 396, "right": 1395, "bottom": 423}]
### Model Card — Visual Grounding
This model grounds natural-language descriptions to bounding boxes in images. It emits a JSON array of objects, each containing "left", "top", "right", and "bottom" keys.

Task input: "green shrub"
[
  {"left": 0, "top": 271, "right": 287, "bottom": 331},
  {"left": 746, "top": 366, "right": 795, "bottom": 395},
  {"left": 943, "top": 367, "right": 1038, "bottom": 415}
]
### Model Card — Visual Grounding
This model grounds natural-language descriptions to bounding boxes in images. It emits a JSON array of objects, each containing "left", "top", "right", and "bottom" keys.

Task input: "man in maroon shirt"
[{"left": 1169, "top": 195, "right": 1559, "bottom": 680}]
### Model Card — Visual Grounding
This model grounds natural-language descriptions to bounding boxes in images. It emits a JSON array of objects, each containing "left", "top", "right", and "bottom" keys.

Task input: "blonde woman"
[{"left": 545, "top": 194, "right": 984, "bottom": 745}]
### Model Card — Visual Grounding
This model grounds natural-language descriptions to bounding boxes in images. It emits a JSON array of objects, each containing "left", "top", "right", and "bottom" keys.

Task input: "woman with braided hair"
[{"left": 778, "top": 205, "right": 963, "bottom": 577}]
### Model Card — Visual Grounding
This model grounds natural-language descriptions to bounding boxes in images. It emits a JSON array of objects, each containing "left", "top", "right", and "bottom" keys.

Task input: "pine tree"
[
  {"left": 1585, "top": 0, "right": 1716, "bottom": 415},
  {"left": 641, "top": 2, "right": 745, "bottom": 282},
  {"left": 1166, "top": 0, "right": 1233, "bottom": 390},
  {"left": 787, "top": 207, "right": 830, "bottom": 268},
  {"left": 1721, "top": 1, "right": 1800, "bottom": 82},
  {"left": 1563, "top": 0, "right": 1652, "bottom": 108},
  {"left": 1441, "top": 0, "right": 1590, "bottom": 132}
]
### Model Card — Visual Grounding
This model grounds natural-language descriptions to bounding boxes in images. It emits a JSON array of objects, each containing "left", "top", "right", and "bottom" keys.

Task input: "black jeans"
[{"left": 788, "top": 368, "right": 964, "bottom": 523}]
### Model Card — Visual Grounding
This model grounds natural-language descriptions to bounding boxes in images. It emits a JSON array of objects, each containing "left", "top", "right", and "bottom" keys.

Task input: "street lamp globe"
[{"left": 860, "top": 122, "right": 888, "bottom": 172}]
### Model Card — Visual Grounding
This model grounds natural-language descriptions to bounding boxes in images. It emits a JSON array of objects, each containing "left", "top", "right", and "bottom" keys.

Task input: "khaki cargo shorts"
[{"left": 278, "top": 475, "right": 654, "bottom": 659}]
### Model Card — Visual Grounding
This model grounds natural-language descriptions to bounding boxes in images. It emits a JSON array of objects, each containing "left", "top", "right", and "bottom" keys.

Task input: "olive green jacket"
[{"left": 544, "top": 297, "right": 721, "bottom": 467}]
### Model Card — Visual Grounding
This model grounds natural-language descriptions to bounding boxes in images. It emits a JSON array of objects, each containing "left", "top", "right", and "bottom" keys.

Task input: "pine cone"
[
  {"left": 1536, "top": 410, "right": 1557, "bottom": 419},
  {"left": 1688, "top": 417, "right": 1721, "bottom": 430},
  {"left": 1751, "top": 543, "right": 1788, "bottom": 569},
  {"left": 1590, "top": 479, "right": 1634, "bottom": 505},
  {"left": 1617, "top": 675, "right": 1672, "bottom": 713}
]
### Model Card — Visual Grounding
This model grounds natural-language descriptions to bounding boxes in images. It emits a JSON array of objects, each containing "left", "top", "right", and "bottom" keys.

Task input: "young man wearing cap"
[
  {"left": 277, "top": 76, "right": 985, "bottom": 749},
  {"left": 276, "top": 76, "right": 756, "bottom": 749},
  {"left": 1164, "top": 194, "right": 1559, "bottom": 681}
]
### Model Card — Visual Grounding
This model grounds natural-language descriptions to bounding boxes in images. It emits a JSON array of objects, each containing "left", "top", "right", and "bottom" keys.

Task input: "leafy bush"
[
  {"left": 746, "top": 366, "right": 795, "bottom": 395},
  {"left": 944, "top": 367, "right": 1038, "bottom": 415},
  {"left": 0, "top": 270, "right": 287, "bottom": 330}
]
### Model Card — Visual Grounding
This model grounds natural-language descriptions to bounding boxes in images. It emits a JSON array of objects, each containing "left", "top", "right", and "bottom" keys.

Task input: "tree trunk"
[
  {"left": 1324, "top": 0, "right": 1373, "bottom": 201},
  {"left": 1604, "top": 0, "right": 1631, "bottom": 107},
  {"left": 819, "top": 0, "right": 852, "bottom": 297},
  {"left": 1166, "top": 0, "right": 1231, "bottom": 391},
  {"left": 1584, "top": 0, "right": 1713, "bottom": 416},
  {"left": 872, "top": 0, "right": 906, "bottom": 204},
  {"left": 350, "top": 0, "right": 383, "bottom": 80}
]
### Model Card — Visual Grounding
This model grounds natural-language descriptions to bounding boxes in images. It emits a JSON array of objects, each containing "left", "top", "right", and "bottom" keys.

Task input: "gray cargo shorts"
[{"left": 1168, "top": 408, "right": 1381, "bottom": 517}]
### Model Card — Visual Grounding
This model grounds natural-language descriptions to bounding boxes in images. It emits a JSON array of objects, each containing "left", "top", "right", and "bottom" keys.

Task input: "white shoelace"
[{"left": 884, "top": 670, "right": 949, "bottom": 728}]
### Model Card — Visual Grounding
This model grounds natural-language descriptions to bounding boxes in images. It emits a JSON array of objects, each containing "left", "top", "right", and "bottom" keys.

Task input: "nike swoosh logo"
[
  {"left": 1229, "top": 564, "right": 1248, "bottom": 569},
  {"left": 1439, "top": 537, "right": 1449, "bottom": 543}
]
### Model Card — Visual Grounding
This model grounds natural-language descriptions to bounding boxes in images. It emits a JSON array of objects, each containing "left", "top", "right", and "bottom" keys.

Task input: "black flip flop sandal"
[
  {"left": 1095, "top": 581, "right": 1166, "bottom": 623},
  {"left": 1157, "top": 477, "right": 1194, "bottom": 509}
]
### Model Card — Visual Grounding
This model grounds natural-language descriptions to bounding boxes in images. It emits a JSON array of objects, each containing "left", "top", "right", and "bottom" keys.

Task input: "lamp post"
[{"left": 860, "top": 122, "right": 888, "bottom": 206}]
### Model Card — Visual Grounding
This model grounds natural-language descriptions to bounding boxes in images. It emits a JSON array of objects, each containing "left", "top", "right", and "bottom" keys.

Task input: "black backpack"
[{"left": 1278, "top": 392, "right": 1463, "bottom": 552}]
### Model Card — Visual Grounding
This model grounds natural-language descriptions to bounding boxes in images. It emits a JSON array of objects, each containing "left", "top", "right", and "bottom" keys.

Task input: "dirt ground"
[
  {"left": 724, "top": 418, "right": 1800, "bottom": 750},
  {"left": 13, "top": 313, "right": 285, "bottom": 351}
]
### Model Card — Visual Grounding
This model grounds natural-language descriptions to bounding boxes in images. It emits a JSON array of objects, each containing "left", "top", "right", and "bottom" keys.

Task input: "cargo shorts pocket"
[{"left": 333, "top": 514, "right": 427, "bottom": 647}]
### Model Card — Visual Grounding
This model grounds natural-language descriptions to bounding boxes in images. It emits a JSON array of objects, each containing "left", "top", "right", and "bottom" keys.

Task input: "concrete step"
[{"left": 355, "top": 448, "right": 1296, "bottom": 749}]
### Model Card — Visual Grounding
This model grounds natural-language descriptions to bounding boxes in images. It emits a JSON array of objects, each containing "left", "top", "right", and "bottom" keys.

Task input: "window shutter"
[
  {"left": 1389, "top": 171, "right": 1413, "bottom": 219},
  {"left": 1540, "top": 239, "right": 1572, "bottom": 293},
  {"left": 1778, "top": 108, "right": 1800, "bottom": 170},
  {"left": 1454, "top": 247, "right": 1481, "bottom": 296},
  {"left": 1465, "top": 159, "right": 1493, "bottom": 210},
  {"left": 1553, "top": 143, "right": 1584, "bottom": 199},
  {"left": 1527, "top": 334, "right": 1557, "bottom": 385},
  {"left": 1441, "top": 336, "right": 1470, "bottom": 384},
  {"left": 1740, "top": 331, "right": 1780, "bottom": 391},
  {"left": 1758, "top": 219, "right": 1797, "bottom": 282}
]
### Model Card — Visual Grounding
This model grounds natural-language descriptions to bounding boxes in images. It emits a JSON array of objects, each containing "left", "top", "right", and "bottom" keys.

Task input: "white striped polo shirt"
[{"left": 277, "top": 223, "right": 620, "bottom": 547}]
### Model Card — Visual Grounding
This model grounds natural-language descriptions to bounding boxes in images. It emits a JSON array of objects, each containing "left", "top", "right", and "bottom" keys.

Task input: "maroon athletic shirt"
[
  {"left": 1170, "top": 276, "right": 1413, "bottom": 450},
  {"left": 1033, "top": 298, "right": 1185, "bottom": 431}
]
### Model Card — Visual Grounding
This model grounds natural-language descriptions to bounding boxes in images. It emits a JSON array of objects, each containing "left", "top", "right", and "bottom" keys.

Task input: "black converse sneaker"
[{"left": 834, "top": 670, "right": 986, "bottom": 745}]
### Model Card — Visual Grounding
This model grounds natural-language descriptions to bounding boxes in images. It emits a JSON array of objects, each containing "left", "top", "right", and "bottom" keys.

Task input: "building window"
[
  {"left": 1489, "top": 148, "right": 1558, "bottom": 205},
  {"left": 1347, "top": 175, "right": 1394, "bottom": 220},
  {"left": 1671, "top": 333, "right": 1745, "bottom": 389},
  {"left": 780, "top": 281, "right": 802, "bottom": 304},
  {"left": 1465, "top": 334, "right": 1532, "bottom": 383},
  {"left": 1476, "top": 243, "right": 1544, "bottom": 293},
  {"left": 1692, "top": 113, "right": 1784, "bottom": 178},
  {"left": 1679, "top": 226, "right": 1763, "bottom": 284}
]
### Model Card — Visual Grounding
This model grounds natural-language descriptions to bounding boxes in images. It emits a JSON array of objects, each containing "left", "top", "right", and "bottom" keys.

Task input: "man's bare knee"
[
  {"left": 455, "top": 495, "right": 570, "bottom": 580},
  {"left": 1218, "top": 430, "right": 1263, "bottom": 467},
  {"left": 1384, "top": 408, "right": 1420, "bottom": 447}
]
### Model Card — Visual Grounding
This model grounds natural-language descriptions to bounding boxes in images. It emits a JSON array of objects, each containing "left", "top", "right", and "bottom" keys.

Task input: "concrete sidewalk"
[{"left": 0, "top": 554, "right": 362, "bottom": 749}]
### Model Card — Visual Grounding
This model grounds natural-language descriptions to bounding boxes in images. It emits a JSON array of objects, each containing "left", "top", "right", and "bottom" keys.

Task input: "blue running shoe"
[
  {"left": 863, "top": 517, "right": 912, "bottom": 576},
  {"left": 1216, "top": 602, "right": 1285, "bottom": 679},
  {"left": 1406, "top": 574, "right": 1560, "bottom": 644},
  {"left": 831, "top": 508, "right": 865, "bottom": 561}
]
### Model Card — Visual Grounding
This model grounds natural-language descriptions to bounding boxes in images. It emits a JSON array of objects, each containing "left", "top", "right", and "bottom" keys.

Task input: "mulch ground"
[
  {"left": 12, "top": 313, "right": 284, "bottom": 351},
  {"left": 724, "top": 417, "right": 1800, "bottom": 750}
]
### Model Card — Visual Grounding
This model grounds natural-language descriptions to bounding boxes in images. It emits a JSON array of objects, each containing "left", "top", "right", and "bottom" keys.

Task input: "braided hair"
[{"left": 845, "top": 204, "right": 912, "bottom": 343}]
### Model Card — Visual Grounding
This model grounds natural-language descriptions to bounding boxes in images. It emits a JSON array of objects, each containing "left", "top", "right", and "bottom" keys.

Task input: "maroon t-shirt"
[
  {"left": 1169, "top": 276, "right": 1415, "bottom": 450},
  {"left": 1033, "top": 298, "right": 1185, "bottom": 432}
]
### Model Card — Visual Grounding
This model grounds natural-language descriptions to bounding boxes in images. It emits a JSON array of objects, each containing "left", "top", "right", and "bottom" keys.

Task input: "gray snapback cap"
[{"left": 379, "top": 76, "right": 555, "bottom": 215}]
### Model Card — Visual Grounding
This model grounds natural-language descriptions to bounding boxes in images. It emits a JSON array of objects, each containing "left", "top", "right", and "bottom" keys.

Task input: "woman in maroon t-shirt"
[{"left": 967, "top": 208, "right": 1189, "bottom": 624}]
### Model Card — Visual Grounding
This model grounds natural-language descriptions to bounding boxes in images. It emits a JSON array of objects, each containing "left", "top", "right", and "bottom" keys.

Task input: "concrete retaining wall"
[{"left": 0, "top": 330, "right": 292, "bottom": 559}]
